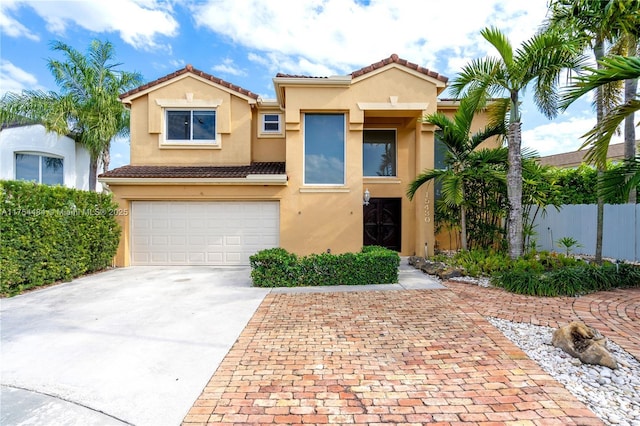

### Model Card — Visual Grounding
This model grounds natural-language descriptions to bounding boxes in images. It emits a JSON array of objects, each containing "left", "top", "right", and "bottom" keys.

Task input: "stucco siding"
[{"left": 0, "top": 124, "right": 91, "bottom": 190}]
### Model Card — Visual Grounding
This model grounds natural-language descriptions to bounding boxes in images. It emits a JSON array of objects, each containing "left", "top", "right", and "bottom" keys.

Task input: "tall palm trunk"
[
  {"left": 594, "top": 40, "right": 605, "bottom": 264},
  {"left": 460, "top": 184, "right": 468, "bottom": 250},
  {"left": 624, "top": 42, "right": 637, "bottom": 204},
  {"left": 89, "top": 157, "right": 98, "bottom": 192},
  {"left": 507, "top": 121, "right": 523, "bottom": 259}
]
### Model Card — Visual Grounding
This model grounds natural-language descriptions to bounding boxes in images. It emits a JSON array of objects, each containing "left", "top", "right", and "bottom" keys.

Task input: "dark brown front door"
[{"left": 363, "top": 198, "right": 401, "bottom": 251}]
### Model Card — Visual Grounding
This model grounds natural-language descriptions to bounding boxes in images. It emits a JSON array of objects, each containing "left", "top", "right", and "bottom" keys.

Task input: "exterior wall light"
[{"left": 363, "top": 188, "right": 371, "bottom": 206}]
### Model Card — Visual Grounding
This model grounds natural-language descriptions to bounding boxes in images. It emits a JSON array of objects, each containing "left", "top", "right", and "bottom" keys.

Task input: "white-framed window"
[
  {"left": 258, "top": 112, "right": 283, "bottom": 137},
  {"left": 303, "top": 113, "right": 345, "bottom": 185},
  {"left": 15, "top": 153, "right": 64, "bottom": 185},
  {"left": 263, "top": 113, "right": 281, "bottom": 133},
  {"left": 165, "top": 109, "right": 217, "bottom": 144},
  {"left": 363, "top": 129, "right": 397, "bottom": 177}
]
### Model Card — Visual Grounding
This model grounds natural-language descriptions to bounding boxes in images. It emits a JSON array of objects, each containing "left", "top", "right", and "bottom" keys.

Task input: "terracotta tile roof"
[
  {"left": 99, "top": 162, "right": 285, "bottom": 179},
  {"left": 352, "top": 54, "right": 448, "bottom": 82},
  {"left": 119, "top": 64, "right": 260, "bottom": 100},
  {"left": 275, "top": 73, "right": 329, "bottom": 79},
  {"left": 275, "top": 54, "right": 447, "bottom": 83}
]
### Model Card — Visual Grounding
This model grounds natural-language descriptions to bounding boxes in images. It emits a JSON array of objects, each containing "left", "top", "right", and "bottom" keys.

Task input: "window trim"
[
  {"left": 303, "top": 113, "right": 347, "bottom": 186},
  {"left": 363, "top": 128, "right": 397, "bottom": 178},
  {"left": 161, "top": 107, "right": 221, "bottom": 148},
  {"left": 259, "top": 112, "right": 283, "bottom": 137},
  {"left": 15, "top": 152, "right": 64, "bottom": 185}
]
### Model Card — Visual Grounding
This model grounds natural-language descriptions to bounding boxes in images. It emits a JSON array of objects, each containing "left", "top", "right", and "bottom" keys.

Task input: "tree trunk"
[
  {"left": 594, "top": 40, "right": 605, "bottom": 264},
  {"left": 624, "top": 43, "right": 637, "bottom": 204},
  {"left": 89, "top": 156, "right": 98, "bottom": 192},
  {"left": 460, "top": 204, "right": 468, "bottom": 251},
  {"left": 507, "top": 121, "right": 523, "bottom": 259}
]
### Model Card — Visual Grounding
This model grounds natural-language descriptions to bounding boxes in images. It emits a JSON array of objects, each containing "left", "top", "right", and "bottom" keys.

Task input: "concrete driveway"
[{"left": 0, "top": 266, "right": 270, "bottom": 426}]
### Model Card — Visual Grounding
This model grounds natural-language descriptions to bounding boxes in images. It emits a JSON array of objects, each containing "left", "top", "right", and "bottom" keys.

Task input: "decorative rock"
[
  {"left": 552, "top": 321, "right": 618, "bottom": 369},
  {"left": 488, "top": 317, "right": 640, "bottom": 426},
  {"left": 408, "top": 257, "right": 465, "bottom": 280},
  {"left": 437, "top": 267, "right": 463, "bottom": 280}
]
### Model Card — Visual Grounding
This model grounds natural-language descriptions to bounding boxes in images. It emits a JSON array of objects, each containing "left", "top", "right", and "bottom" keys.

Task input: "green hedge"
[
  {"left": 250, "top": 246, "right": 400, "bottom": 287},
  {"left": 1, "top": 180, "right": 121, "bottom": 296}
]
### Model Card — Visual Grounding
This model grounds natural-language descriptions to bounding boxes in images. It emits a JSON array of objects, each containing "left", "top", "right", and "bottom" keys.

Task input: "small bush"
[
  {"left": 250, "top": 246, "right": 399, "bottom": 287},
  {"left": 1, "top": 180, "right": 121, "bottom": 296}
]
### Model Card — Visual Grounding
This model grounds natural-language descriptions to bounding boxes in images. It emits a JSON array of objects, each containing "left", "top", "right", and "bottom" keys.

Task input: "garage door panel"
[{"left": 131, "top": 201, "right": 279, "bottom": 265}]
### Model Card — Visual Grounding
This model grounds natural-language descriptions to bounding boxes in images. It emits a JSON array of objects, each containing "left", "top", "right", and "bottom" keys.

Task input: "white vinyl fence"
[{"left": 531, "top": 204, "right": 640, "bottom": 262}]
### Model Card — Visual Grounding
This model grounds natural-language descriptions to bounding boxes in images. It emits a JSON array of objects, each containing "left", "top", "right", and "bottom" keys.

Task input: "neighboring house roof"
[
  {"left": 99, "top": 162, "right": 285, "bottom": 179},
  {"left": 538, "top": 143, "right": 630, "bottom": 168},
  {"left": 119, "top": 64, "right": 260, "bottom": 102}
]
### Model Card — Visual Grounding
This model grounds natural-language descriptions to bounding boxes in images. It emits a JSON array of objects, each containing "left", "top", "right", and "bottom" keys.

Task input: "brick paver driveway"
[{"left": 184, "top": 288, "right": 603, "bottom": 425}]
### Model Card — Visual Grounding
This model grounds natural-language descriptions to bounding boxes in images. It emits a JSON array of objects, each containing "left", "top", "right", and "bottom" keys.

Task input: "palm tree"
[
  {"left": 0, "top": 40, "right": 143, "bottom": 191},
  {"left": 449, "top": 26, "right": 586, "bottom": 259},
  {"left": 407, "top": 96, "right": 505, "bottom": 250},
  {"left": 561, "top": 55, "right": 640, "bottom": 202},
  {"left": 544, "top": 0, "right": 640, "bottom": 262}
]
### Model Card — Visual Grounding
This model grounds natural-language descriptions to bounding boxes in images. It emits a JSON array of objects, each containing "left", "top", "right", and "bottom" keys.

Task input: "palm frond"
[
  {"left": 481, "top": 26, "right": 514, "bottom": 68},
  {"left": 581, "top": 99, "right": 640, "bottom": 167},
  {"left": 406, "top": 169, "right": 448, "bottom": 200},
  {"left": 599, "top": 157, "right": 640, "bottom": 203},
  {"left": 448, "top": 57, "right": 505, "bottom": 101},
  {"left": 561, "top": 55, "right": 640, "bottom": 109}
]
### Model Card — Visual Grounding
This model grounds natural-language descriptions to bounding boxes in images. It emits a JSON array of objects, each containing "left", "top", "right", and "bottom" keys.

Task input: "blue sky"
[{"left": 1, "top": 0, "right": 613, "bottom": 170}]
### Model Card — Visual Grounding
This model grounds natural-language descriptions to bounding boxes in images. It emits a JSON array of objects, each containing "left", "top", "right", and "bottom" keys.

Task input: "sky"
[{"left": 0, "top": 0, "right": 616, "bottom": 170}]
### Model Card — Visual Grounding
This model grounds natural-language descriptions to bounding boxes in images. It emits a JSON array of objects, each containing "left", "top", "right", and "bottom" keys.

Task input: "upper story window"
[
  {"left": 166, "top": 109, "right": 216, "bottom": 143},
  {"left": 258, "top": 112, "right": 283, "bottom": 138},
  {"left": 262, "top": 114, "right": 281, "bottom": 133},
  {"left": 304, "top": 113, "right": 345, "bottom": 185},
  {"left": 15, "top": 153, "right": 64, "bottom": 185},
  {"left": 363, "top": 129, "right": 396, "bottom": 177}
]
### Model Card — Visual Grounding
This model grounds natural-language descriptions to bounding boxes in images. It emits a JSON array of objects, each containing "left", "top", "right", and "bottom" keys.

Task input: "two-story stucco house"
[{"left": 99, "top": 54, "right": 492, "bottom": 266}]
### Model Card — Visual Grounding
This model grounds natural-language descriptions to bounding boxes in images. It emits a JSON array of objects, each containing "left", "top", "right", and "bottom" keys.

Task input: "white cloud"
[
  {"left": 190, "top": 0, "right": 549, "bottom": 77},
  {"left": 0, "top": 0, "right": 39, "bottom": 41},
  {"left": 10, "top": 0, "right": 179, "bottom": 50},
  {"left": 522, "top": 115, "right": 624, "bottom": 157},
  {"left": 0, "top": 60, "right": 45, "bottom": 95},
  {"left": 211, "top": 58, "right": 247, "bottom": 77}
]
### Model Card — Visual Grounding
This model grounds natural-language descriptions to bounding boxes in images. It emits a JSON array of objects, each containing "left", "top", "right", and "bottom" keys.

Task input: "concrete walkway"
[{"left": 1, "top": 266, "right": 270, "bottom": 426}]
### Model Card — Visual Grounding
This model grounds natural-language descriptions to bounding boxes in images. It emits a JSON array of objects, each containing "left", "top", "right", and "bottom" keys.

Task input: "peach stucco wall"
[{"left": 129, "top": 75, "right": 254, "bottom": 166}]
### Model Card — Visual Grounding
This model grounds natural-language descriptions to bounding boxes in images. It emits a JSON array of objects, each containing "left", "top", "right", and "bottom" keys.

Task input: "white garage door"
[{"left": 131, "top": 201, "right": 279, "bottom": 265}]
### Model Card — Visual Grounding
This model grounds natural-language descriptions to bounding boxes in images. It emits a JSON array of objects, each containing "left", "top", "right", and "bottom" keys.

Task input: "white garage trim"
[{"left": 131, "top": 201, "right": 279, "bottom": 265}]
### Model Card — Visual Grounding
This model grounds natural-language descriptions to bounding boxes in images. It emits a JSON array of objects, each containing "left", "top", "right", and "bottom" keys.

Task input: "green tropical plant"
[
  {"left": 0, "top": 40, "right": 143, "bottom": 191},
  {"left": 449, "top": 26, "right": 587, "bottom": 259},
  {"left": 556, "top": 236, "right": 583, "bottom": 255},
  {"left": 407, "top": 96, "right": 505, "bottom": 250},
  {"left": 545, "top": 0, "right": 640, "bottom": 263},
  {"left": 561, "top": 55, "right": 640, "bottom": 166}
]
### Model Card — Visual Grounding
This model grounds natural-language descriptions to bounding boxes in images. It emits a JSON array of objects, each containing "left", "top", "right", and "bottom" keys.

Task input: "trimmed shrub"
[
  {"left": 249, "top": 248, "right": 300, "bottom": 287},
  {"left": 250, "top": 246, "right": 399, "bottom": 287},
  {"left": 1, "top": 180, "right": 121, "bottom": 296}
]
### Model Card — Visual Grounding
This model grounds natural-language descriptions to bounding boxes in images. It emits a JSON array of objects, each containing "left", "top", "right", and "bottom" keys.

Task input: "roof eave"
[
  {"left": 120, "top": 72, "right": 258, "bottom": 105},
  {"left": 273, "top": 75, "right": 352, "bottom": 108},
  {"left": 98, "top": 175, "right": 289, "bottom": 186}
]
